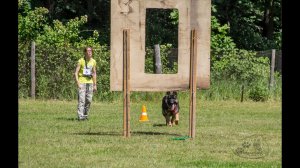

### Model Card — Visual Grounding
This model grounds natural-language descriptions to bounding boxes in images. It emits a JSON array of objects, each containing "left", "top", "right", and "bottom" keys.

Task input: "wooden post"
[
  {"left": 31, "top": 41, "right": 36, "bottom": 99},
  {"left": 123, "top": 29, "right": 131, "bottom": 137},
  {"left": 154, "top": 44, "right": 162, "bottom": 74},
  {"left": 189, "top": 30, "right": 197, "bottom": 138},
  {"left": 269, "top": 49, "right": 276, "bottom": 89},
  {"left": 241, "top": 85, "right": 244, "bottom": 102}
]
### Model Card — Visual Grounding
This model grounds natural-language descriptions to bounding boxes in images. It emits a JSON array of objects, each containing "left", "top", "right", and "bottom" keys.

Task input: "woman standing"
[{"left": 74, "top": 47, "right": 97, "bottom": 120}]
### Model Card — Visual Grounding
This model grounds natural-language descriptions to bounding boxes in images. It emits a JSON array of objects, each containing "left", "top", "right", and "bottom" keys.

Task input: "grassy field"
[{"left": 18, "top": 99, "right": 281, "bottom": 168}]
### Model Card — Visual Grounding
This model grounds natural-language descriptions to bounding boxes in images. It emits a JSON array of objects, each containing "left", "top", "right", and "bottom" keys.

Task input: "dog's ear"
[
  {"left": 172, "top": 91, "right": 177, "bottom": 99},
  {"left": 166, "top": 91, "right": 170, "bottom": 95}
]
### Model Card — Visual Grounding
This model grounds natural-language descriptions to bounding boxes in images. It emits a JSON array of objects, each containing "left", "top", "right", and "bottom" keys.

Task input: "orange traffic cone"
[{"left": 139, "top": 105, "right": 149, "bottom": 122}]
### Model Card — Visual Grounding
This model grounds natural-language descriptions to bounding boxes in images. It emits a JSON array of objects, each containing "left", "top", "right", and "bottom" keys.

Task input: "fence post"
[
  {"left": 31, "top": 41, "right": 36, "bottom": 99},
  {"left": 269, "top": 49, "right": 276, "bottom": 89},
  {"left": 154, "top": 44, "right": 162, "bottom": 74}
]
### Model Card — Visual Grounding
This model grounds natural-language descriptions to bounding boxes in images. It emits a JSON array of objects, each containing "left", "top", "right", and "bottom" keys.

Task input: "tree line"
[{"left": 20, "top": 0, "right": 281, "bottom": 50}]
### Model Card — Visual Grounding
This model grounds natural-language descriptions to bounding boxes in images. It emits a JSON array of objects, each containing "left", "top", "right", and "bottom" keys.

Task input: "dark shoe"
[{"left": 77, "top": 117, "right": 86, "bottom": 121}]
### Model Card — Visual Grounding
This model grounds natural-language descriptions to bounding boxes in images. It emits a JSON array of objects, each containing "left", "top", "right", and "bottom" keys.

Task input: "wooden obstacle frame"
[{"left": 110, "top": 0, "right": 211, "bottom": 138}]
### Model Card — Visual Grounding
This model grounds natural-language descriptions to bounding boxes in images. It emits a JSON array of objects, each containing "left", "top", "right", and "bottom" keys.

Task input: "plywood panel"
[{"left": 110, "top": 0, "right": 210, "bottom": 91}]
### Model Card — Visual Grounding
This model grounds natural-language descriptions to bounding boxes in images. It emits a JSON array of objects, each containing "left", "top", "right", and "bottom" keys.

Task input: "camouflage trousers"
[{"left": 77, "top": 83, "right": 93, "bottom": 120}]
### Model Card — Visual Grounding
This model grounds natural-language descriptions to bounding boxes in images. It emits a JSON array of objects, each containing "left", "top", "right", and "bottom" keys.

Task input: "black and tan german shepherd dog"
[{"left": 162, "top": 91, "right": 180, "bottom": 126}]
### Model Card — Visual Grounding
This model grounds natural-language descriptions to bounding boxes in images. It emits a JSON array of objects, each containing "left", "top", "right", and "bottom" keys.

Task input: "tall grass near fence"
[
  {"left": 200, "top": 75, "right": 281, "bottom": 102},
  {"left": 18, "top": 99, "right": 281, "bottom": 168},
  {"left": 121, "top": 76, "right": 281, "bottom": 103}
]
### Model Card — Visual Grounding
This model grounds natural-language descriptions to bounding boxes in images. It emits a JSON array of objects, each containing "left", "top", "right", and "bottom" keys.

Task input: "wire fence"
[{"left": 165, "top": 48, "right": 282, "bottom": 74}]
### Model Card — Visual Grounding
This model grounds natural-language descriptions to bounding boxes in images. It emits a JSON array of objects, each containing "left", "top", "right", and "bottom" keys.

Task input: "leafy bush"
[
  {"left": 212, "top": 49, "right": 270, "bottom": 101},
  {"left": 249, "top": 84, "right": 269, "bottom": 102},
  {"left": 212, "top": 49, "right": 270, "bottom": 84}
]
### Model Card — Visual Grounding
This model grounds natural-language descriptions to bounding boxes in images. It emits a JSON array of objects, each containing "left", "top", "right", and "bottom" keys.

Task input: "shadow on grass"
[
  {"left": 132, "top": 131, "right": 182, "bottom": 136},
  {"left": 153, "top": 123, "right": 166, "bottom": 127},
  {"left": 73, "top": 132, "right": 122, "bottom": 136},
  {"left": 56, "top": 117, "right": 77, "bottom": 121},
  {"left": 73, "top": 131, "right": 182, "bottom": 136}
]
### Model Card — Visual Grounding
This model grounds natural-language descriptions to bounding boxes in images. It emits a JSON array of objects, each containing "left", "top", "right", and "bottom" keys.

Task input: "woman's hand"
[{"left": 93, "top": 85, "right": 97, "bottom": 92}]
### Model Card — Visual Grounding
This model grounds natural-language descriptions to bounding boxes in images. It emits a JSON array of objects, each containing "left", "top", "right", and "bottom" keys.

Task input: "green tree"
[
  {"left": 213, "top": 0, "right": 281, "bottom": 50},
  {"left": 146, "top": 8, "right": 178, "bottom": 48},
  {"left": 18, "top": 0, "right": 49, "bottom": 43},
  {"left": 29, "top": 0, "right": 110, "bottom": 45},
  {"left": 210, "top": 13, "right": 236, "bottom": 63}
]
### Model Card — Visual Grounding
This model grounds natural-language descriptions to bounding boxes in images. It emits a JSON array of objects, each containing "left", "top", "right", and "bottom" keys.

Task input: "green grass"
[{"left": 19, "top": 99, "right": 281, "bottom": 168}]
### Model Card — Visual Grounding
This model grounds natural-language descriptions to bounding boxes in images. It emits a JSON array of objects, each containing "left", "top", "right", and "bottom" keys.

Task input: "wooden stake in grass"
[
  {"left": 123, "top": 29, "right": 130, "bottom": 137},
  {"left": 189, "top": 29, "right": 197, "bottom": 139},
  {"left": 241, "top": 85, "right": 244, "bottom": 102}
]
